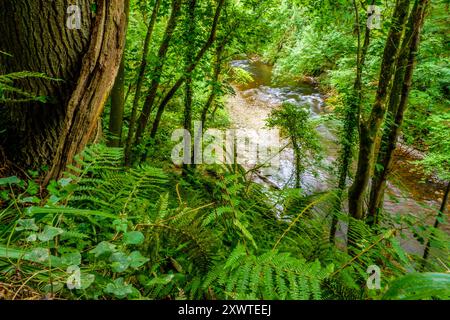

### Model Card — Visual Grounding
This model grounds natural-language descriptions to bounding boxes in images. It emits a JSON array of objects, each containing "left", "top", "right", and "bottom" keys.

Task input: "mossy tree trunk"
[
  {"left": 367, "top": 0, "right": 429, "bottom": 225},
  {"left": 348, "top": 0, "right": 411, "bottom": 220}
]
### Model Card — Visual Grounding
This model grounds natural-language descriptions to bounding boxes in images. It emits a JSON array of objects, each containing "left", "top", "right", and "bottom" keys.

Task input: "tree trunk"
[
  {"left": 200, "top": 43, "right": 224, "bottom": 128},
  {"left": 330, "top": 0, "right": 374, "bottom": 242},
  {"left": 124, "top": 0, "right": 161, "bottom": 166},
  {"left": 183, "top": 0, "right": 197, "bottom": 172},
  {"left": 149, "top": 0, "right": 225, "bottom": 141},
  {"left": 367, "top": 0, "right": 429, "bottom": 225},
  {"left": 422, "top": 181, "right": 450, "bottom": 269},
  {"left": 0, "top": 1, "right": 127, "bottom": 182},
  {"left": 108, "top": 57, "right": 126, "bottom": 147},
  {"left": 133, "top": 0, "right": 183, "bottom": 152},
  {"left": 0, "top": 0, "right": 92, "bottom": 169},
  {"left": 348, "top": 0, "right": 411, "bottom": 220}
]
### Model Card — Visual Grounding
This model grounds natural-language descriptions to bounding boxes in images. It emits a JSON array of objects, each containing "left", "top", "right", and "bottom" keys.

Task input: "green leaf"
[
  {"left": 110, "top": 252, "right": 130, "bottom": 272},
  {"left": 37, "top": 226, "right": 64, "bottom": 242},
  {"left": 113, "top": 219, "right": 128, "bottom": 233},
  {"left": 123, "top": 231, "right": 144, "bottom": 245},
  {"left": 16, "top": 218, "right": 39, "bottom": 231},
  {"left": 25, "top": 180, "right": 39, "bottom": 195},
  {"left": 383, "top": 273, "right": 450, "bottom": 300},
  {"left": 104, "top": 278, "right": 134, "bottom": 298},
  {"left": 58, "top": 178, "right": 73, "bottom": 187},
  {"left": 128, "top": 251, "right": 149, "bottom": 269},
  {"left": 79, "top": 273, "right": 95, "bottom": 290},
  {"left": 19, "top": 196, "right": 40, "bottom": 204},
  {"left": 24, "top": 248, "right": 50, "bottom": 263},
  {"left": 61, "top": 252, "right": 82, "bottom": 266},
  {"left": 89, "top": 241, "right": 117, "bottom": 257}
]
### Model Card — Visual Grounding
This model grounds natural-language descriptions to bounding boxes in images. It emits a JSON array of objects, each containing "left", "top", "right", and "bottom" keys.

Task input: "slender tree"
[
  {"left": 367, "top": 0, "right": 429, "bottom": 225},
  {"left": 132, "top": 0, "right": 183, "bottom": 156},
  {"left": 124, "top": 0, "right": 162, "bottom": 165},
  {"left": 348, "top": 0, "right": 411, "bottom": 220},
  {"left": 422, "top": 181, "right": 450, "bottom": 269},
  {"left": 148, "top": 0, "right": 226, "bottom": 141},
  {"left": 182, "top": 0, "right": 198, "bottom": 172},
  {"left": 329, "top": 0, "right": 374, "bottom": 243}
]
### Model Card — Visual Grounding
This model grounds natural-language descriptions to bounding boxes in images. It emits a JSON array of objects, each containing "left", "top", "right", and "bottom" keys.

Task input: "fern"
[{"left": 204, "top": 244, "right": 332, "bottom": 300}]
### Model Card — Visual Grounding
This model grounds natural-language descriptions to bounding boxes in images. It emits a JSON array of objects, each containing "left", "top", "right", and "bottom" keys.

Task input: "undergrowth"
[{"left": 0, "top": 145, "right": 448, "bottom": 300}]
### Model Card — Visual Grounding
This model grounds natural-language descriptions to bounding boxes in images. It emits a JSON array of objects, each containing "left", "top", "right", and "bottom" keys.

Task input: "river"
[{"left": 226, "top": 58, "right": 449, "bottom": 254}]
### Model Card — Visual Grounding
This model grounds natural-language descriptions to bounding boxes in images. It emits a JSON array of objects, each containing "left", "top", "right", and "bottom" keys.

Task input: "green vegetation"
[{"left": 0, "top": 0, "right": 448, "bottom": 300}]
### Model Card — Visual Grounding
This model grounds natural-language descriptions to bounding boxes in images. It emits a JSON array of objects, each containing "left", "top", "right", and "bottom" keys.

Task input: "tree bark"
[
  {"left": 0, "top": 1, "right": 127, "bottom": 182},
  {"left": 367, "top": 0, "right": 429, "bottom": 225},
  {"left": 0, "top": 0, "right": 93, "bottom": 170},
  {"left": 46, "top": 1, "right": 127, "bottom": 183},
  {"left": 348, "top": 0, "right": 411, "bottom": 220}
]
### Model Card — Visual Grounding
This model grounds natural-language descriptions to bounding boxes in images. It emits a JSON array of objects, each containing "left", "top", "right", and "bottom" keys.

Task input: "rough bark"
[
  {"left": 348, "top": 0, "right": 411, "bottom": 220},
  {"left": 46, "top": 1, "right": 128, "bottom": 182},
  {"left": 0, "top": 1, "right": 127, "bottom": 182},
  {"left": 0, "top": 0, "right": 92, "bottom": 170},
  {"left": 367, "top": 0, "right": 429, "bottom": 225}
]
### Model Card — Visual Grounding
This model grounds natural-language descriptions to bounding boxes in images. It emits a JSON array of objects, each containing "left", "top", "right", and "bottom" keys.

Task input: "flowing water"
[{"left": 226, "top": 59, "right": 449, "bottom": 253}]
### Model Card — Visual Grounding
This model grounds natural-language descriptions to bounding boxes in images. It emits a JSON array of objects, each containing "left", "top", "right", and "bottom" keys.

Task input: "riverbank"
[{"left": 225, "top": 58, "right": 449, "bottom": 253}]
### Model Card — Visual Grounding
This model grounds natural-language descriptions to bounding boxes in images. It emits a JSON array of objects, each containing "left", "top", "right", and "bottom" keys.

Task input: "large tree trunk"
[
  {"left": 348, "top": 0, "right": 411, "bottom": 220},
  {"left": 0, "top": 0, "right": 127, "bottom": 182},
  {"left": 367, "top": 0, "right": 429, "bottom": 225}
]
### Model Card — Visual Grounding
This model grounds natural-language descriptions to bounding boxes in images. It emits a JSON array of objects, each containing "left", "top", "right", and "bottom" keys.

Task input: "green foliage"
[{"left": 383, "top": 273, "right": 450, "bottom": 300}]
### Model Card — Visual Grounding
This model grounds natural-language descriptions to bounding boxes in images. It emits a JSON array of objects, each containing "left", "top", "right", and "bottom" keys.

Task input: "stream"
[{"left": 226, "top": 58, "right": 449, "bottom": 254}]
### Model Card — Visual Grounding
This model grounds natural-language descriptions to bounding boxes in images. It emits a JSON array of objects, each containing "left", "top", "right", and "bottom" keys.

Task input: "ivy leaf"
[
  {"left": 26, "top": 234, "right": 37, "bottom": 242},
  {"left": 16, "top": 218, "right": 39, "bottom": 231},
  {"left": 37, "top": 226, "right": 64, "bottom": 242},
  {"left": 123, "top": 231, "right": 144, "bottom": 245},
  {"left": 61, "top": 252, "right": 82, "bottom": 266},
  {"left": 24, "top": 248, "right": 50, "bottom": 263},
  {"left": 128, "top": 251, "right": 149, "bottom": 269},
  {"left": 110, "top": 252, "right": 130, "bottom": 272},
  {"left": 89, "top": 241, "right": 117, "bottom": 257},
  {"left": 79, "top": 273, "right": 95, "bottom": 290},
  {"left": 104, "top": 278, "right": 134, "bottom": 298}
]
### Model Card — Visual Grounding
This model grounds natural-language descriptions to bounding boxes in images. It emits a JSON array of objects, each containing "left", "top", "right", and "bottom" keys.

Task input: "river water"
[{"left": 227, "top": 59, "right": 449, "bottom": 253}]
